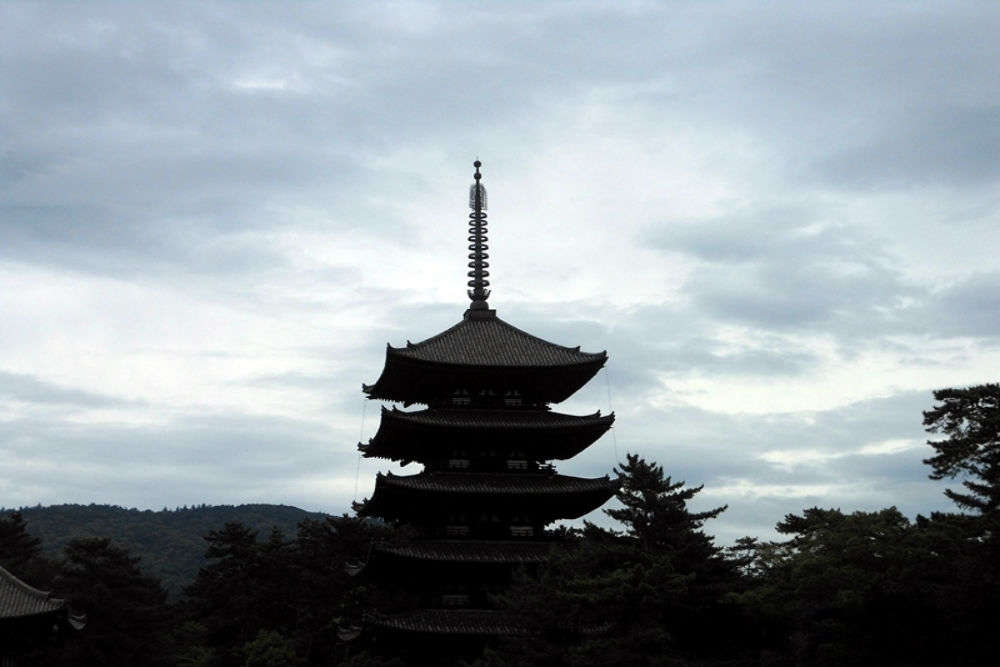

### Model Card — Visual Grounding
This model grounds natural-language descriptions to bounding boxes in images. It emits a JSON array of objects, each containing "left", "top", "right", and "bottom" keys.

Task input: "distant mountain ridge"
[{"left": 3, "top": 503, "right": 330, "bottom": 597}]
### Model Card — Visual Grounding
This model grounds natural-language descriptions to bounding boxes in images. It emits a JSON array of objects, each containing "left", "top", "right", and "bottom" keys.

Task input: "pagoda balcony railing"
[
  {"left": 429, "top": 460, "right": 556, "bottom": 473},
  {"left": 440, "top": 594, "right": 471, "bottom": 607},
  {"left": 432, "top": 524, "right": 545, "bottom": 540}
]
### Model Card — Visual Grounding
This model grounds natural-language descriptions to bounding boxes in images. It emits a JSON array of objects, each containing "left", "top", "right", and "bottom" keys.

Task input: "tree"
[
  {"left": 183, "top": 523, "right": 296, "bottom": 667},
  {"left": 241, "top": 629, "right": 304, "bottom": 667},
  {"left": 726, "top": 536, "right": 762, "bottom": 579},
  {"left": 607, "top": 454, "right": 728, "bottom": 571},
  {"left": 918, "top": 384, "right": 1000, "bottom": 665},
  {"left": 923, "top": 383, "right": 1000, "bottom": 514},
  {"left": 48, "top": 537, "right": 171, "bottom": 667},
  {"left": 735, "top": 507, "right": 991, "bottom": 667},
  {"left": 492, "top": 537, "right": 692, "bottom": 667},
  {"left": 491, "top": 455, "right": 745, "bottom": 666},
  {"left": 0, "top": 512, "right": 42, "bottom": 571},
  {"left": 0, "top": 511, "right": 54, "bottom": 589}
]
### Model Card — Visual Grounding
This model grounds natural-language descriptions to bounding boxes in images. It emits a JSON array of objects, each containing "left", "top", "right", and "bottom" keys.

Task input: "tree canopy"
[{"left": 923, "top": 383, "right": 1000, "bottom": 514}]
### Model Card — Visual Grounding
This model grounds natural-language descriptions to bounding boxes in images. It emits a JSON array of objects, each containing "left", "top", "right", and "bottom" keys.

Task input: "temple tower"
[{"left": 358, "top": 161, "right": 617, "bottom": 641}]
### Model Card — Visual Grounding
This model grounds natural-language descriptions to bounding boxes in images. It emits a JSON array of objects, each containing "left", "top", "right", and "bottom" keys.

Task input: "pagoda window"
[
  {"left": 445, "top": 525, "right": 470, "bottom": 537},
  {"left": 448, "top": 458, "right": 471, "bottom": 469},
  {"left": 451, "top": 389, "right": 471, "bottom": 406},
  {"left": 510, "top": 525, "right": 534, "bottom": 538},
  {"left": 441, "top": 594, "right": 470, "bottom": 607},
  {"left": 506, "top": 459, "right": 528, "bottom": 470},
  {"left": 503, "top": 390, "right": 522, "bottom": 407}
]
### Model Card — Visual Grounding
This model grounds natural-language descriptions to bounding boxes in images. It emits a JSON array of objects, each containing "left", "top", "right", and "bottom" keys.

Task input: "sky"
[{"left": 2, "top": 1, "right": 999, "bottom": 543}]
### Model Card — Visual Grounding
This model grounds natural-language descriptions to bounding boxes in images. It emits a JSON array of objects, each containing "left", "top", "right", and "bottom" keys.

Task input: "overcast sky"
[{"left": 3, "top": 1, "right": 999, "bottom": 543}]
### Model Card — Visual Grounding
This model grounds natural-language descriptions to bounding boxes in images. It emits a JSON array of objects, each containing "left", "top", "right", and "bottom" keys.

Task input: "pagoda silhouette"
[{"left": 357, "top": 161, "right": 618, "bottom": 644}]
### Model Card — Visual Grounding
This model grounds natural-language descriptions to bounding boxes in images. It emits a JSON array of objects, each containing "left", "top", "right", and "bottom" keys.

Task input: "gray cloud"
[
  {"left": 0, "top": 371, "right": 136, "bottom": 408},
  {"left": 922, "top": 272, "right": 1000, "bottom": 338},
  {"left": 816, "top": 106, "right": 1000, "bottom": 189},
  {"left": 2, "top": 2, "right": 998, "bottom": 543}
]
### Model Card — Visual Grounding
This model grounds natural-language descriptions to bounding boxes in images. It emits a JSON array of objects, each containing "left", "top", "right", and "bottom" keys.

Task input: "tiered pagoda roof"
[
  {"left": 360, "top": 407, "right": 614, "bottom": 462},
  {"left": 366, "top": 472, "right": 617, "bottom": 523},
  {"left": 363, "top": 311, "right": 608, "bottom": 405},
  {"left": 373, "top": 471, "right": 616, "bottom": 496}
]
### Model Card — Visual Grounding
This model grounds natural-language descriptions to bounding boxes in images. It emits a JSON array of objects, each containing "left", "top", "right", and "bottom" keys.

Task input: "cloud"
[
  {"left": 816, "top": 106, "right": 1000, "bottom": 189},
  {"left": 758, "top": 437, "right": 922, "bottom": 472},
  {"left": 1, "top": 2, "right": 998, "bottom": 545},
  {"left": 0, "top": 371, "right": 135, "bottom": 408},
  {"left": 922, "top": 272, "right": 1000, "bottom": 338}
]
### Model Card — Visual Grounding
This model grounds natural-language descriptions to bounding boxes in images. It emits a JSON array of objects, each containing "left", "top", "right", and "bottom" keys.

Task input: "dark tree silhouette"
[
  {"left": 0, "top": 512, "right": 43, "bottom": 572},
  {"left": 607, "top": 454, "right": 727, "bottom": 570},
  {"left": 49, "top": 537, "right": 171, "bottom": 667},
  {"left": 183, "top": 522, "right": 296, "bottom": 667},
  {"left": 490, "top": 455, "right": 742, "bottom": 666},
  {"left": 923, "top": 383, "right": 1000, "bottom": 514}
]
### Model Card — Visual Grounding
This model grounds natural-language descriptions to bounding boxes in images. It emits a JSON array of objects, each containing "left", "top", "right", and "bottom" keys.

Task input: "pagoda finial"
[{"left": 467, "top": 160, "right": 491, "bottom": 311}]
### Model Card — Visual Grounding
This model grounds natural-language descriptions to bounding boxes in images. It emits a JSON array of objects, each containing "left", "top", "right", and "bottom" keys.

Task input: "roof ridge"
[{"left": 386, "top": 314, "right": 605, "bottom": 360}]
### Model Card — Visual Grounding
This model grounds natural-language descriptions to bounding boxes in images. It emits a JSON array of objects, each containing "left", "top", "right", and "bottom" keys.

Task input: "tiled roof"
[
  {"left": 360, "top": 407, "right": 615, "bottom": 463},
  {"left": 0, "top": 565, "right": 65, "bottom": 619},
  {"left": 388, "top": 313, "right": 606, "bottom": 368},
  {"left": 380, "top": 407, "right": 613, "bottom": 430},
  {"left": 370, "top": 609, "right": 526, "bottom": 636},
  {"left": 374, "top": 540, "right": 553, "bottom": 564},
  {"left": 377, "top": 472, "right": 618, "bottom": 496}
]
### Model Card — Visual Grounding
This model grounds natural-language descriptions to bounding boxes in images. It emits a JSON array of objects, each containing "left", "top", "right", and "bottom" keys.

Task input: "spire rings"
[
  {"left": 467, "top": 207, "right": 490, "bottom": 298},
  {"left": 466, "top": 161, "right": 490, "bottom": 306}
]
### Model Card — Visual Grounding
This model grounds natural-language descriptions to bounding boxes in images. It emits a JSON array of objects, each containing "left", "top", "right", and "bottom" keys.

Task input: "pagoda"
[
  {"left": 357, "top": 161, "right": 617, "bottom": 643},
  {"left": 1, "top": 565, "right": 84, "bottom": 663}
]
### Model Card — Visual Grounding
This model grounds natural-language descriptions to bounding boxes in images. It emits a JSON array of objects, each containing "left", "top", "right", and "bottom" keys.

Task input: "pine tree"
[
  {"left": 49, "top": 537, "right": 171, "bottom": 666},
  {"left": 923, "top": 383, "right": 1000, "bottom": 514},
  {"left": 492, "top": 455, "right": 744, "bottom": 666},
  {"left": 0, "top": 512, "right": 42, "bottom": 571},
  {"left": 607, "top": 453, "right": 727, "bottom": 570}
]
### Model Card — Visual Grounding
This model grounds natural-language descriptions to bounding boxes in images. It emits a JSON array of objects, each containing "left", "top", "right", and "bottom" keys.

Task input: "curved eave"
[
  {"left": 369, "top": 609, "right": 525, "bottom": 636},
  {"left": 363, "top": 473, "right": 620, "bottom": 522},
  {"left": 368, "top": 608, "right": 608, "bottom": 637},
  {"left": 360, "top": 408, "right": 615, "bottom": 462},
  {"left": 371, "top": 540, "right": 553, "bottom": 565},
  {"left": 363, "top": 351, "right": 607, "bottom": 404}
]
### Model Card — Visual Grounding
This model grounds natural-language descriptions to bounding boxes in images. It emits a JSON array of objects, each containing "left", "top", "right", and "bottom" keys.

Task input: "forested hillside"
[{"left": 1, "top": 503, "right": 328, "bottom": 597}]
